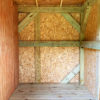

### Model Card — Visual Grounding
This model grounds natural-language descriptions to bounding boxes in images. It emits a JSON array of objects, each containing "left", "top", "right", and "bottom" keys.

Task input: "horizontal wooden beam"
[
  {"left": 19, "top": 41, "right": 80, "bottom": 47},
  {"left": 81, "top": 41, "right": 100, "bottom": 50},
  {"left": 61, "top": 13, "right": 80, "bottom": 33},
  {"left": 18, "top": 5, "right": 83, "bottom": 13}
]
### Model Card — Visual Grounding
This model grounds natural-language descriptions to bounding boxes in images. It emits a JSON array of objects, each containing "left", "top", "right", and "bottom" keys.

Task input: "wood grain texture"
[
  {"left": 85, "top": 4, "right": 98, "bottom": 41},
  {"left": 10, "top": 84, "right": 94, "bottom": 100},
  {"left": 0, "top": 1, "right": 19, "bottom": 100},
  {"left": 14, "top": 0, "right": 85, "bottom": 5},
  {"left": 40, "top": 13, "right": 79, "bottom": 41},
  {"left": 84, "top": 49, "right": 97, "bottom": 97},
  {"left": 18, "top": 6, "right": 82, "bottom": 13},
  {"left": 19, "top": 12, "right": 80, "bottom": 83},
  {"left": 41, "top": 47, "right": 79, "bottom": 83},
  {"left": 84, "top": 3, "right": 98, "bottom": 98},
  {"left": 19, "top": 47, "right": 35, "bottom": 83}
]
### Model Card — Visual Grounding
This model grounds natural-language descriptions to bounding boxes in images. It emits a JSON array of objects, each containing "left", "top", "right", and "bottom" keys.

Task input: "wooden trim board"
[
  {"left": 18, "top": 5, "right": 83, "bottom": 13},
  {"left": 19, "top": 41, "right": 80, "bottom": 47}
]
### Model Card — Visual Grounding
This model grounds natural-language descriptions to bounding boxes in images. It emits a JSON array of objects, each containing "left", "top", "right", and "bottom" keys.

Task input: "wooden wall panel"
[
  {"left": 0, "top": 0, "right": 19, "bottom": 100},
  {"left": 19, "top": 13, "right": 80, "bottom": 83},
  {"left": 85, "top": 4, "right": 98, "bottom": 41},
  {"left": 19, "top": 47, "right": 35, "bottom": 83},
  {"left": 40, "top": 13, "right": 79, "bottom": 41},
  {"left": 84, "top": 49, "right": 97, "bottom": 97},
  {"left": 41, "top": 47, "right": 79, "bottom": 83},
  {"left": 84, "top": 3, "right": 98, "bottom": 98}
]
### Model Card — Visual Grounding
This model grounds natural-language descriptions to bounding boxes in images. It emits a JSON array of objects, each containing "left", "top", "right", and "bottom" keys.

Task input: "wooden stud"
[
  {"left": 81, "top": 41, "right": 100, "bottom": 50},
  {"left": 19, "top": 41, "right": 80, "bottom": 47},
  {"left": 61, "top": 65, "right": 80, "bottom": 84},
  {"left": 79, "top": 2, "right": 92, "bottom": 85},
  {"left": 60, "top": 0, "right": 63, "bottom": 7},
  {"left": 80, "top": 12, "right": 84, "bottom": 85},
  {"left": 82, "top": 6, "right": 91, "bottom": 35},
  {"left": 18, "top": 13, "right": 38, "bottom": 32},
  {"left": 35, "top": 0, "right": 39, "bottom": 7},
  {"left": 61, "top": 13, "right": 80, "bottom": 33},
  {"left": 18, "top": 5, "right": 83, "bottom": 13},
  {"left": 34, "top": 13, "right": 41, "bottom": 83}
]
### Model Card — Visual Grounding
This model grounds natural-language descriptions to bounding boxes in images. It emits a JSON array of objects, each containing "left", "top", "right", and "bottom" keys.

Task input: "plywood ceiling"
[{"left": 14, "top": 0, "right": 86, "bottom": 5}]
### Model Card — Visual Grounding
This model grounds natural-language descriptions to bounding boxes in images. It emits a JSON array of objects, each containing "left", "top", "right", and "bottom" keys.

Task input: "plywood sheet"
[
  {"left": 40, "top": 13, "right": 79, "bottom": 41},
  {"left": 19, "top": 20, "right": 35, "bottom": 40},
  {"left": 0, "top": 1, "right": 19, "bottom": 100},
  {"left": 84, "top": 3, "right": 98, "bottom": 98},
  {"left": 41, "top": 47, "right": 79, "bottom": 83},
  {"left": 84, "top": 49, "right": 97, "bottom": 97},
  {"left": 14, "top": 0, "right": 85, "bottom": 5},
  {"left": 85, "top": 4, "right": 98, "bottom": 41},
  {"left": 19, "top": 47, "right": 35, "bottom": 83},
  {"left": 19, "top": 13, "right": 80, "bottom": 83}
]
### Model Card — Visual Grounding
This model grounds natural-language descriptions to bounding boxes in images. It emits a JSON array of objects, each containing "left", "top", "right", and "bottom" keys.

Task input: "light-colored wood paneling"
[
  {"left": 84, "top": 3, "right": 98, "bottom": 98},
  {"left": 40, "top": 13, "right": 79, "bottom": 41},
  {"left": 41, "top": 47, "right": 79, "bottom": 83},
  {"left": 84, "top": 49, "right": 97, "bottom": 97},
  {"left": 19, "top": 47, "right": 35, "bottom": 83},
  {"left": 85, "top": 4, "right": 98, "bottom": 41},
  {"left": 19, "top": 13, "right": 80, "bottom": 83},
  {"left": 0, "top": 0, "right": 19, "bottom": 100},
  {"left": 10, "top": 84, "right": 94, "bottom": 100}
]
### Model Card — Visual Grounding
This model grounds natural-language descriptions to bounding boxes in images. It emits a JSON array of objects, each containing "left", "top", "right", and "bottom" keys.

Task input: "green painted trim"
[
  {"left": 82, "top": 6, "right": 91, "bottom": 35},
  {"left": 61, "top": 65, "right": 80, "bottom": 84},
  {"left": 83, "top": 0, "right": 97, "bottom": 8},
  {"left": 18, "top": 5, "right": 83, "bottom": 13},
  {"left": 34, "top": 13, "right": 41, "bottom": 83},
  {"left": 19, "top": 41, "right": 80, "bottom": 47},
  {"left": 81, "top": 41, "right": 100, "bottom": 50},
  {"left": 18, "top": 12, "right": 38, "bottom": 32},
  {"left": 61, "top": 13, "right": 80, "bottom": 33}
]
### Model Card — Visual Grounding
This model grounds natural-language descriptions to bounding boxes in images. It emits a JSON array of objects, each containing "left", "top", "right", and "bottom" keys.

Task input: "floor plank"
[{"left": 10, "top": 84, "right": 95, "bottom": 100}]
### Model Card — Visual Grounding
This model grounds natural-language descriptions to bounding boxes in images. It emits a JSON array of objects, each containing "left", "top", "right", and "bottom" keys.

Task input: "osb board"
[
  {"left": 19, "top": 13, "right": 80, "bottom": 83},
  {"left": 19, "top": 13, "right": 80, "bottom": 40},
  {"left": 84, "top": 3, "right": 98, "bottom": 98},
  {"left": 19, "top": 13, "right": 35, "bottom": 40},
  {"left": 19, "top": 47, "right": 79, "bottom": 83},
  {"left": 40, "top": 13, "right": 79, "bottom": 41},
  {"left": 14, "top": 0, "right": 85, "bottom": 5},
  {"left": 0, "top": 1, "right": 19, "bottom": 100},
  {"left": 19, "top": 47, "right": 35, "bottom": 83},
  {"left": 84, "top": 48, "right": 97, "bottom": 97},
  {"left": 41, "top": 47, "right": 79, "bottom": 83},
  {"left": 85, "top": 3, "right": 98, "bottom": 41}
]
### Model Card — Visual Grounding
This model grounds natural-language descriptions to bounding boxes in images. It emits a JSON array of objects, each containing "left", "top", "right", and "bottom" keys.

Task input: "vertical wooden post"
[
  {"left": 80, "top": 12, "right": 85, "bottom": 85},
  {"left": 96, "top": 2, "right": 100, "bottom": 99},
  {"left": 80, "top": 5, "right": 91, "bottom": 85},
  {"left": 34, "top": 13, "right": 41, "bottom": 83}
]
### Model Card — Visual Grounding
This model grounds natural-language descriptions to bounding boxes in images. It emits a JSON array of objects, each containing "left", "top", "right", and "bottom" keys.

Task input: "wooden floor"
[{"left": 10, "top": 84, "right": 95, "bottom": 100}]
